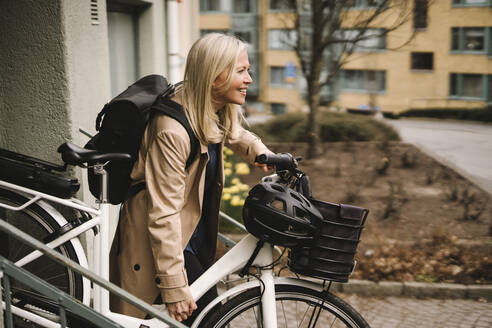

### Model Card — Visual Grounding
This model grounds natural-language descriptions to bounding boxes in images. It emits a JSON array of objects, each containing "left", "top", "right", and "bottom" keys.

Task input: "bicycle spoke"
[
  {"left": 280, "top": 300, "right": 288, "bottom": 328},
  {"left": 31, "top": 260, "right": 61, "bottom": 276},
  {"left": 298, "top": 303, "right": 312, "bottom": 327},
  {"left": 10, "top": 240, "right": 29, "bottom": 262},
  {"left": 239, "top": 310, "right": 253, "bottom": 327},
  {"left": 44, "top": 272, "right": 69, "bottom": 283},
  {"left": 0, "top": 189, "right": 85, "bottom": 304},
  {"left": 329, "top": 315, "right": 338, "bottom": 328},
  {"left": 295, "top": 299, "right": 300, "bottom": 328}
]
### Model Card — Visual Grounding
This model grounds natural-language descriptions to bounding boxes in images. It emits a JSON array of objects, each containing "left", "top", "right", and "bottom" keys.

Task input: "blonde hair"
[{"left": 177, "top": 33, "right": 247, "bottom": 145}]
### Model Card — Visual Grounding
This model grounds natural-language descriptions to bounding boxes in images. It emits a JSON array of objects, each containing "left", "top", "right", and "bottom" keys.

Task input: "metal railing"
[
  {"left": 0, "top": 127, "right": 252, "bottom": 327},
  {"left": 0, "top": 211, "right": 249, "bottom": 328},
  {"left": 217, "top": 211, "right": 247, "bottom": 248},
  {"left": 0, "top": 218, "right": 186, "bottom": 328}
]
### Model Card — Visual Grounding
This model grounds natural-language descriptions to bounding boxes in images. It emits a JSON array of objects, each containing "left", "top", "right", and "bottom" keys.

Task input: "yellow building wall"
[
  {"left": 339, "top": 1, "right": 492, "bottom": 113},
  {"left": 200, "top": 2, "right": 492, "bottom": 115},
  {"left": 199, "top": 14, "right": 231, "bottom": 30},
  {"left": 261, "top": 12, "right": 304, "bottom": 112}
]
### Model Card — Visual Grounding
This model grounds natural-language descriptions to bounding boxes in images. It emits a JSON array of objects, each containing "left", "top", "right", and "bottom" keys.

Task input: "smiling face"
[{"left": 212, "top": 50, "right": 252, "bottom": 110}]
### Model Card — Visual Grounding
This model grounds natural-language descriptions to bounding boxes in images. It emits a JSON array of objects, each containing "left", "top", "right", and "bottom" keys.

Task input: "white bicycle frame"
[{"left": 0, "top": 175, "right": 325, "bottom": 328}]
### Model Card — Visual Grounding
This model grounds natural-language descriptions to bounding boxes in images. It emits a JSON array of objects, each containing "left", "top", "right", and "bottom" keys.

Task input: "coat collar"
[{"left": 199, "top": 142, "right": 208, "bottom": 154}]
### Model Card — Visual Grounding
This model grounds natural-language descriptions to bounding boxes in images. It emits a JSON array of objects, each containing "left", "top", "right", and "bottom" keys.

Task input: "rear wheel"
[
  {"left": 200, "top": 284, "right": 370, "bottom": 328},
  {"left": 0, "top": 188, "right": 86, "bottom": 326}
]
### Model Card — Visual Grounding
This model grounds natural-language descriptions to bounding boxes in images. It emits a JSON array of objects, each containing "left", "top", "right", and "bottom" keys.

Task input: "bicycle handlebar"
[{"left": 255, "top": 153, "right": 298, "bottom": 171}]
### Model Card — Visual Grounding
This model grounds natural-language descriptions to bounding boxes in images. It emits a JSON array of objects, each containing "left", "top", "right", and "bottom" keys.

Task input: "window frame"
[
  {"left": 232, "top": 0, "right": 253, "bottom": 13},
  {"left": 451, "top": 0, "right": 490, "bottom": 8},
  {"left": 270, "top": 103, "right": 287, "bottom": 115},
  {"left": 450, "top": 27, "right": 490, "bottom": 54},
  {"left": 268, "top": 29, "right": 297, "bottom": 50},
  {"left": 449, "top": 73, "right": 488, "bottom": 100},
  {"left": 346, "top": 0, "right": 387, "bottom": 10},
  {"left": 340, "top": 69, "right": 386, "bottom": 93},
  {"left": 410, "top": 52, "right": 434, "bottom": 71},
  {"left": 269, "top": 66, "right": 290, "bottom": 87},
  {"left": 342, "top": 28, "right": 387, "bottom": 52},
  {"left": 200, "top": 29, "right": 229, "bottom": 37},
  {"left": 413, "top": 0, "right": 428, "bottom": 31},
  {"left": 268, "top": 0, "right": 295, "bottom": 12},
  {"left": 200, "top": 0, "right": 226, "bottom": 13}
]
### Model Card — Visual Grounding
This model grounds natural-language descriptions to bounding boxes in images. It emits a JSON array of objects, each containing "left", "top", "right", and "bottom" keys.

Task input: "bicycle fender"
[{"left": 190, "top": 277, "right": 326, "bottom": 328}]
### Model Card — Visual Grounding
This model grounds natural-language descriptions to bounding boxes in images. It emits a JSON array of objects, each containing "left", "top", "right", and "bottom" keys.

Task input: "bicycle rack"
[
  {"left": 0, "top": 210, "right": 251, "bottom": 328},
  {"left": 0, "top": 218, "right": 187, "bottom": 328}
]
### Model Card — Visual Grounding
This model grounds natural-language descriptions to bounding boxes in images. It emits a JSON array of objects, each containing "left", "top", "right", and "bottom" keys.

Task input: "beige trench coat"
[{"left": 109, "top": 113, "right": 269, "bottom": 318}]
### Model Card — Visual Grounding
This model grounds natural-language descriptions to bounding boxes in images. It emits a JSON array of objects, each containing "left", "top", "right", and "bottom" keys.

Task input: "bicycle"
[{"left": 0, "top": 142, "right": 371, "bottom": 328}]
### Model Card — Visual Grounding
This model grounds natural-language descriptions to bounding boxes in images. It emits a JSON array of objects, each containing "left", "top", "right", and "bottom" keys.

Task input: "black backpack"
[{"left": 85, "top": 74, "right": 199, "bottom": 205}]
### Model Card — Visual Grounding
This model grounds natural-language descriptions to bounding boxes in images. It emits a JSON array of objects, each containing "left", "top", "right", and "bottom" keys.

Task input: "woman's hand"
[
  {"left": 167, "top": 298, "right": 197, "bottom": 322},
  {"left": 253, "top": 161, "right": 274, "bottom": 172},
  {"left": 254, "top": 151, "right": 275, "bottom": 172}
]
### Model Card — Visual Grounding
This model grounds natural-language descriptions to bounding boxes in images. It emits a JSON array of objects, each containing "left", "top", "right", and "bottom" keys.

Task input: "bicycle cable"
[{"left": 257, "top": 246, "right": 286, "bottom": 271}]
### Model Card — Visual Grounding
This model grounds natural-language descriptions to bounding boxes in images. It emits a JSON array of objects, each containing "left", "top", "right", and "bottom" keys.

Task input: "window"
[
  {"left": 107, "top": 2, "right": 144, "bottom": 97},
  {"left": 347, "top": 0, "right": 386, "bottom": 9},
  {"left": 268, "top": 29, "right": 297, "bottom": 50},
  {"left": 269, "top": 65, "right": 297, "bottom": 87},
  {"left": 233, "top": 0, "right": 252, "bottom": 13},
  {"left": 343, "top": 29, "right": 386, "bottom": 51},
  {"left": 234, "top": 31, "right": 252, "bottom": 44},
  {"left": 489, "top": 75, "right": 492, "bottom": 102},
  {"left": 271, "top": 103, "right": 287, "bottom": 115},
  {"left": 452, "top": 0, "right": 488, "bottom": 6},
  {"left": 270, "top": 67, "right": 286, "bottom": 86},
  {"left": 200, "top": 0, "right": 221, "bottom": 12},
  {"left": 451, "top": 27, "right": 487, "bottom": 52},
  {"left": 450, "top": 73, "right": 484, "bottom": 99},
  {"left": 232, "top": 30, "right": 257, "bottom": 52},
  {"left": 413, "top": 0, "right": 428, "bottom": 30},
  {"left": 462, "top": 74, "right": 482, "bottom": 98},
  {"left": 411, "top": 52, "right": 433, "bottom": 70},
  {"left": 200, "top": 29, "right": 228, "bottom": 37},
  {"left": 269, "top": 0, "right": 294, "bottom": 11},
  {"left": 341, "top": 70, "right": 386, "bottom": 92}
]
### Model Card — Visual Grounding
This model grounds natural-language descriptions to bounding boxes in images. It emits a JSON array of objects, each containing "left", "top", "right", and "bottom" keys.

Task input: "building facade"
[
  {"left": 0, "top": 0, "right": 199, "bottom": 251},
  {"left": 1, "top": 0, "right": 198, "bottom": 184},
  {"left": 199, "top": 0, "right": 492, "bottom": 115}
]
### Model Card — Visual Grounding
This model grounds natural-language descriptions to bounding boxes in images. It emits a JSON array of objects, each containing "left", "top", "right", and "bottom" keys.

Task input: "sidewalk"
[
  {"left": 343, "top": 293, "right": 492, "bottom": 328},
  {"left": 330, "top": 279, "right": 492, "bottom": 301},
  {"left": 382, "top": 118, "right": 492, "bottom": 194}
]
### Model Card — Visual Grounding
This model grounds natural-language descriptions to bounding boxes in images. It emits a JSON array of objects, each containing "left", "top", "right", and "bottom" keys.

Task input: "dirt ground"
[{"left": 239, "top": 141, "right": 492, "bottom": 285}]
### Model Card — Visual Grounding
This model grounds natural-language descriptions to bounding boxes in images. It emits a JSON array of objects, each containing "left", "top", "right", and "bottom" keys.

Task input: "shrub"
[
  {"left": 250, "top": 112, "right": 400, "bottom": 143},
  {"left": 398, "top": 106, "right": 492, "bottom": 122},
  {"left": 219, "top": 147, "right": 250, "bottom": 232}
]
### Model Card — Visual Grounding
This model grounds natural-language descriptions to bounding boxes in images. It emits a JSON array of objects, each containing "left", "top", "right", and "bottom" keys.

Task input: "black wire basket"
[{"left": 288, "top": 199, "right": 369, "bottom": 282}]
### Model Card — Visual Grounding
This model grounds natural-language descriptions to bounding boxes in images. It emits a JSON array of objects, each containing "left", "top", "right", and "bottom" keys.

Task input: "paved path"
[
  {"left": 343, "top": 294, "right": 492, "bottom": 328},
  {"left": 382, "top": 118, "right": 492, "bottom": 194}
]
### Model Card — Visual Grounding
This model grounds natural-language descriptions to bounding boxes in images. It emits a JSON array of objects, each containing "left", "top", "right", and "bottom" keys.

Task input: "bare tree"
[{"left": 281, "top": 0, "right": 424, "bottom": 158}]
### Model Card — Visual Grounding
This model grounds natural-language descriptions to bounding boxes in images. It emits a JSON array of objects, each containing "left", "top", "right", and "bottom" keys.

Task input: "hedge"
[
  {"left": 250, "top": 112, "right": 400, "bottom": 143},
  {"left": 395, "top": 105, "right": 492, "bottom": 122}
]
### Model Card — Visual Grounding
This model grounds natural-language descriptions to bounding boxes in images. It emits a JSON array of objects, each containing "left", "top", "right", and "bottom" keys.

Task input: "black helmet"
[{"left": 243, "top": 182, "right": 322, "bottom": 248}]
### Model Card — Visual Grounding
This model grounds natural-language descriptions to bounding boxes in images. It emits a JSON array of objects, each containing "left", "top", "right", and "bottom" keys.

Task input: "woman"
[{"left": 110, "top": 33, "right": 271, "bottom": 323}]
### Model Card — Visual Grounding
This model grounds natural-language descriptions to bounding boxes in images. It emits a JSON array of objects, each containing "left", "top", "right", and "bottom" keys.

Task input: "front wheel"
[{"left": 200, "top": 284, "right": 370, "bottom": 328}]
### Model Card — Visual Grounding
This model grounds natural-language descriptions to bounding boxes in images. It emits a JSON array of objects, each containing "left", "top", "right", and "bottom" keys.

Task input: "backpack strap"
[
  {"left": 152, "top": 97, "right": 199, "bottom": 169},
  {"left": 125, "top": 97, "right": 199, "bottom": 201}
]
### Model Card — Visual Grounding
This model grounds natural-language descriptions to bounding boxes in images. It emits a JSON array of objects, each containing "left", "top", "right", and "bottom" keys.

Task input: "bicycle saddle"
[{"left": 57, "top": 142, "right": 131, "bottom": 166}]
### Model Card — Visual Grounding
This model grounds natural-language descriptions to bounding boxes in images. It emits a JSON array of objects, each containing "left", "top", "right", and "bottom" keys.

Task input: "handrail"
[
  {"left": 218, "top": 211, "right": 283, "bottom": 258},
  {"left": 1, "top": 256, "right": 123, "bottom": 328},
  {"left": 219, "top": 211, "right": 247, "bottom": 232},
  {"left": 0, "top": 219, "right": 186, "bottom": 328}
]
